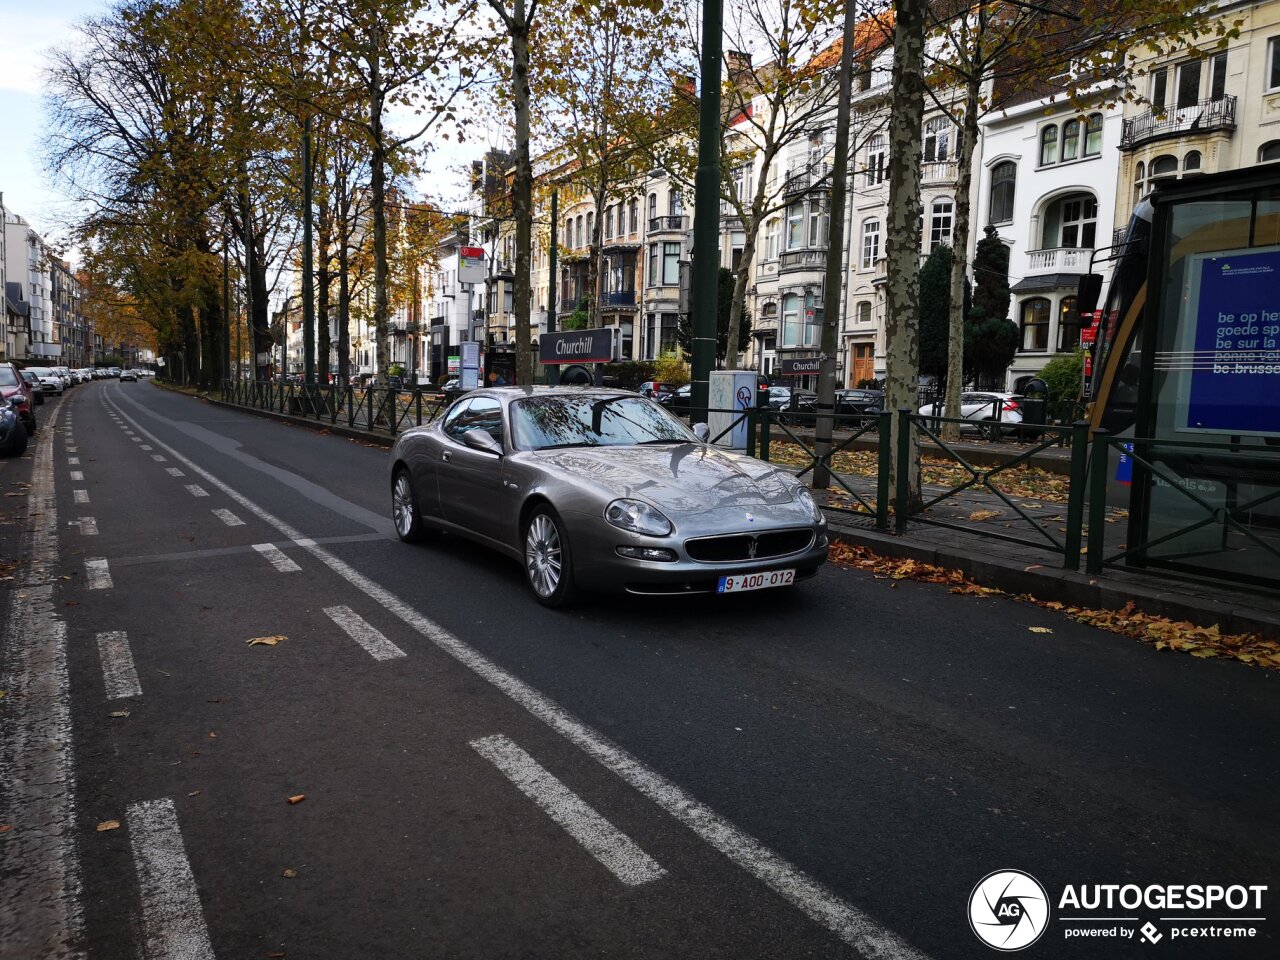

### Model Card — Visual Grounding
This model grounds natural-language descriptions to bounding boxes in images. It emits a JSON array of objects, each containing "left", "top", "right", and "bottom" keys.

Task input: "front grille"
[{"left": 685, "top": 528, "right": 815, "bottom": 563}]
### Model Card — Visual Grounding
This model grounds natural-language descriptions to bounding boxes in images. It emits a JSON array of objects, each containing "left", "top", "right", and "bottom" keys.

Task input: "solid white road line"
[
  {"left": 471, "top": 734, "right": 665, "bottom": 886},
  {"left": 126, "top": 799, "right": 216, "bottom": 960},
  {"left": 69, "top": 471, "right": 83, "bottom": 481},
  {"left": 184, "top": 484, "right": 208, "bottom": 498},
  {"left": 166, "top": 467, "right": 185, "bottom": 477},
  {"left": 252, "top": 542, "right": 301, "bottom": 573},
  {"left": 96, "top": 631, "right": 142, "bottom": 700},
  {"left": 152, "top": 454, "right": 167, "bottom": 462},
  {"left": 105, "top": 392, "right": 931, "bottom": 960},
  {"left": 322, "top": 605, "right": 406, "bottom": 661},
  {"left": 74, "top": 490, "right": 89, "bottom": 504},
  {"left": 0, "top": 403, "right": 85, "bottom": 957},
  {"left": 85, "top": 558, "right": 113, "bottom": 590},
  {"left": 211, "top": 508, "right": 244, "bottom": 527},
  {"left": 76, "top": 517, "right": 99, "bottom": 536}
]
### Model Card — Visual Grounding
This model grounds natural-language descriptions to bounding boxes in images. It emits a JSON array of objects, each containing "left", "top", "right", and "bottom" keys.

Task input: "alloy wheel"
[
  {"left": 525, "top": 513, "right": 562, "bottom": 598},
  {"left": 393, "top": 473, "right": 414, "bottom": 538}
]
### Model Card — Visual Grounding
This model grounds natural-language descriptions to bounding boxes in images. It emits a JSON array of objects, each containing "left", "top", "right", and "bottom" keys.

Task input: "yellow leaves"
[
  {"left": 287, "top": 794, "right": 305, "bottom": 805},
  {"left": 1028, "top": 627, "right": 1054, "bottom": 634},
  {"left": 247, "top": 635, "right": 285, "bottom": 646},
  {"left": 969, "top": 509, "right": 1001, "bottom": 521},
  {"left": 96, "top": 820, "right": 121, "bottom": 832},
  {"left": 282, "top": 868, "right": 298, "bottom": 878}
]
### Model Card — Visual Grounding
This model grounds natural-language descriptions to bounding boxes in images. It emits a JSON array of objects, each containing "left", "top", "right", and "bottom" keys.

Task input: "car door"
[{"left": 436, "top": 396, "right": 510, "bottom": 545}]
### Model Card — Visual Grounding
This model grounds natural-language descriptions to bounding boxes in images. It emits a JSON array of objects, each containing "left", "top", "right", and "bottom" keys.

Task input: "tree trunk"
[
  {"left": 510, "top": 0, "right": 534, "bottom": 385},
  {"left": 726, "top": 232, "right": 756, "bottom": 370},
  {"left": 885, "top": 0, "right": 928, "bottom": 509},
  {"left": 943, "top": 74, "right": 982, "bottom": 442},
  {"left": 317, "top": 175, "right": 332, "bottom": 385},
  {"left": 368, "top": 24, "right": 390, "bottom": 385},
  {"left": 588, "top": 181, "right": 605, "bottom": 328}
]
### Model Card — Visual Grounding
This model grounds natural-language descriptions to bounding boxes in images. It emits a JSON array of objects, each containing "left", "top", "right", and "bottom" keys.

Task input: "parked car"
[
  {"left": 108, "top": 367, "right": 121, "bottom": 377},
  {"left": 120, "top": 369, "right": 138, "bottom": 382},
  {"left": 918, "top": 391, "right": 1023, "bottom": 439},
  {"left": 637, "top": 380, "right": 679, "bottom": 401},
  {"left": 20, "top": 370, "right": 45, "bottom": 405},
  {"left": 0, "top": 397, "right": 28, "bottom": 457},
  {"left": 389, "top": 388, "right": 829, "bottom": 606},
  {"left": 54, "top": 367, "right": 74, "bottom": 388},
  {"left": 658, "top": 383, "right": 692, "bottom": 416},
  {"left": 25, "top": 366, "right": 64, "bottom": 396},
  {"left": 0, "top": 363, "right": 37, "bottom": 434}
]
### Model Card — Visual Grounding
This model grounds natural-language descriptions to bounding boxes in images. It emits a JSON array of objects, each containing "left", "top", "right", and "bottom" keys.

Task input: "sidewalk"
[{"left": 191, "top": 385, "right": 1280, "bottom": 643}]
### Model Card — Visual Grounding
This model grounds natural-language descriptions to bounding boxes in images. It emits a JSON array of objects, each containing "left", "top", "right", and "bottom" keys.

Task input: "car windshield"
[
  {"left": 511, "top": 395, "right": 696, "bottom": 451},
  {"left": 28, "top": 367, "right": 51, "bottom": 376},
  {"left": 0, "top": 368, "right": 18, "bottom": 386}
]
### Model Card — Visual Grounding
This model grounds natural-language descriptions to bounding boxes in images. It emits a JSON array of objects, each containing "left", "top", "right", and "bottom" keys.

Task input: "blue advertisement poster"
[{"left": 1182, "top": 248, "right": 1280, "bottom": 436}]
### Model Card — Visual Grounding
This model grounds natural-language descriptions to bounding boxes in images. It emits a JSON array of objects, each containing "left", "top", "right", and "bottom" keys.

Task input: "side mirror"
[
  {"left": 463, "top": 428, "right": 503, "bottom": 456},
  {"left": 692, "top": 423, "right": 710, "bottom": 441}
]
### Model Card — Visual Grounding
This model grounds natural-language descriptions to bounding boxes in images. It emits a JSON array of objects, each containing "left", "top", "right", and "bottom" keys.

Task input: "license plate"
[{"left": 717, "top": 569, "right": 795, "bottom": 594}]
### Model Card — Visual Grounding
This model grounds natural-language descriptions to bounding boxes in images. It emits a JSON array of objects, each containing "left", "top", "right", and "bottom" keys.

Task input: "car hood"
[{"left": 528, "top": 444, "right": 810, "bottom": 521}]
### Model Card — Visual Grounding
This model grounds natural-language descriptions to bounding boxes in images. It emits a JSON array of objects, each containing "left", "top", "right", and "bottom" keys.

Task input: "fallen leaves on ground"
[
  {"left": 828, "top": 540, "right": 1278, "bottom": 669},
  {"left": 96, "top": 820, "right": 120, "bottom": 832},
  {"left": 108, "top": 710, "right": 130, "bottom": 718},
  {"left": 969, "top": 509, "right": 1002, "bottom": 521},
  {"left": 247, "top": 635, "right": 285, "bottom": 646},
  {"left": 0, "top": 824, "right": 12, "bottom": 833},
  {"left": 769, "top": 442, "right": 1073, "bottom": 503},
  {"left": 282, "top": 868, "right": 298, "bottom": 878},
  {"left": 287, "top": 794, "right": 305, "bottom": 805}
]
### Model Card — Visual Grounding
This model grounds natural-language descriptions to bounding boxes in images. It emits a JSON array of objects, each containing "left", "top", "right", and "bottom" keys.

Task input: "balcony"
[
  {"left": 921, "top": 160, "right": 957, "bottom": 185},
  {"left": 648, "top": 215, "right": 688, "bottom": 234},
  {"left": 783, "top": 167, "right": 830, "bottom": 198},
  {"left": 779, "top": 248, "right": 828, "bottom": 273},
  {"left": 600, "top": 290, "right": 638, "bottom": 308},
  {"left": 1120, "top": 96, "right": 1236, "bottom": 150},
  {"left": 1026, "top": 247, "right": 1093, "bottom": 273},
  {"left": 602, "top": 235, "right": 640, "bottom": 251}
]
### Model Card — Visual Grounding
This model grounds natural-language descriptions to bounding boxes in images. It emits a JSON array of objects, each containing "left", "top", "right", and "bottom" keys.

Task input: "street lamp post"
[{"left": 689, "top": 0, "right": 723, "bottom": 422}]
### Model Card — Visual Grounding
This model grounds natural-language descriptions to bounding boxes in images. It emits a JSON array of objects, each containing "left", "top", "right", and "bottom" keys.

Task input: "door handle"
[{"left": 442, "top": 450, "right": 451, "bottom": 462}]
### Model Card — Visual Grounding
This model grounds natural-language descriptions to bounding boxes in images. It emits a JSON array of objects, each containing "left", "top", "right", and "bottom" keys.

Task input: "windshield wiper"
[
  {"left": 537, "top": 441, "right": 601, "bottom": 450},
  {"left": 637, "top": 437, "right": 690, "bottom": 445}
]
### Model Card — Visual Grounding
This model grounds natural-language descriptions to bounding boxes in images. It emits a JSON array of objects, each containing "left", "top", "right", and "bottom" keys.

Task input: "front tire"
[
  {"left": 391, "top": 467, "right": 430, "bottom": 543},
  {"left": 524, "top": 506, "right": 576, "bottom": 608}
]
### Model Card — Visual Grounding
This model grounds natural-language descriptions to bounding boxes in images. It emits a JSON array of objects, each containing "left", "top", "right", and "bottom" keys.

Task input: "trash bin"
[{"left": 1019, "top": 377, "right": 1048, "bottom": 439}]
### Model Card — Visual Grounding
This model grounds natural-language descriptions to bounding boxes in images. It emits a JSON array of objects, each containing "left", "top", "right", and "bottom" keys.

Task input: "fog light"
[{"left": 616, "top": 546, "right": 677, "bottom": 562}]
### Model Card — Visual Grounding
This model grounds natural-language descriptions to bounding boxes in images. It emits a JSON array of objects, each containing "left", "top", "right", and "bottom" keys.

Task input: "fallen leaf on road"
[
  {"left": 208, "top": 732, "right": 217, "bottom": 739},
  {"left": 968, "top": 509, "right": 1001, "bottom": 521},
  {"left": 188, "top": 790, "right": 201, "bottom": 797},
  {"left": 0, "top": 824, "right": 12, "bottom": 833},
  {"left": 1028, "top": 627, "right": 1054, "bottom": 634},
  {"left": 282, "top": 868, "right": 298, "bottom": 878},
  {"left": 96, "top": 820, "right": 120, "bottom": 832},
  {"left": 247, "top": 635, "right": 285, "bottom": 646},
  {"left": 287, "top": 794, "right": 305, "bottom": 805},
  {"left": 108, "top": 710, "right": 130, "bottom": 718}
]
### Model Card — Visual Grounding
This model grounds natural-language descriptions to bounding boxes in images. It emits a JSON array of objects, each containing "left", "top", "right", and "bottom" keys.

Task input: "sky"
[{"left": 0, "top": 0, "right": 486, "bottom": 246}]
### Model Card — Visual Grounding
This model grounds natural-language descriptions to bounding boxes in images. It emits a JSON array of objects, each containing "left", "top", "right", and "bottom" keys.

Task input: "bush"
[
  {"left": 653, "top": 352, "right": 690, "bottom": 386},
  {"left": 1037, "top": 350, "right": 1084, "bottom": 404}
]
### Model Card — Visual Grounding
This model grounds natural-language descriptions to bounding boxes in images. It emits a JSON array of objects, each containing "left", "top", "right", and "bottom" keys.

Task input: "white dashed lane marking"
[
  {"left": 73, "top": 490, "right": 89, "bottom": 504},
  {"left": 69, "top": 471, "right": 83, "bottom": 482},
  {"left": 95, "top": 631, "right": 142, "bottom": 700},
  {"left": 212, "top": 508, "right": 244, "bottom": 527},
  {"left": 67, "top": 457, "right": 79, "bottom": 466},
  {"left": 166, "top": 468, "right": 184, "bottom": 477},
  {"left": 75, "top": 517, "right": 98, "bottom": 536},
  {"left": 126, "top": 799, "right": 216, "bottom": 960},
  {"left": 322, "top": 605, "right": 406, "bottom": 661},
  {"left": 252, "top": 543, "right": 301, "bottom": 573},
  {"left": 152, "top": 455, "right": 166, "bottom": 462},
  {"left": 184, "top": 485, "right": 209, "bottom": 498},
  {"left": 471, "top": 734, "right": 666, "bottom": 887},
  {"left": 140, "top": 444, "right": 152, "bottom": 451},
  {"left": 85, "top": 559, "right": 113, "bottom": 590}
]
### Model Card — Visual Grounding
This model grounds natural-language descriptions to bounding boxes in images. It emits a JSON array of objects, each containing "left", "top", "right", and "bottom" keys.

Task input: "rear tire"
[
  {"left": 523, "top": 506, "right": 577, "bottom": 608},
  {"left": 391, "top": 467, "right": 430, "bottom": 544},
  {"left": 981, "top": 416, "right": 1002, "bottom": 441}
]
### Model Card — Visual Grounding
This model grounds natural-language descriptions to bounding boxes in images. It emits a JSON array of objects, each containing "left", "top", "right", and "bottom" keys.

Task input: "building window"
[
  {"left": 1133, "top": 160, "right": 1146, "bottom": 206},
  {"left": 659, "top": 313, "right": 678, "bottom": 354},
  {"left": 765, "top": 218, "right": 780, "bottom": 259},
  {"left": 648, "top": 193, "right": 657, "bottom": 224},
  {"left": 1040, "top": 125, "right": 1058, "bottom": 166},
  {"left": 786, "top": 203, "right": 804, "bottom": 250},
  {"left": 576, "top": 216, "right": 583, "bottom": 249},
  {"left": 855, "top": 301, "right": 872, "bottom": 324},
  {"left": 565, "top": 218, "right": 573, "bottom": 246},
  {"left": 587, "top": 212, "right": 595, "bottom": 246},
  {"left": 605, "top": 207, "right": 613, "bottom": 239},
  {"left": 860, "top": 219, "right": 880, "bottom": 269},
  {"left": 1176, "top": 60, "right": 1201, "bottom": 109},
  {"left": 1084, "top": 113, "right": 1103, "bottom": 156},
  {"left": 1062, "top": 119, "right": 1080, "bottom": 161},
  {"left": 808, "top": 202, "right": 827, "bottom": 247},
  {"left": 660, "top": 242, "right": 680, "bottom": 285},
  {"left": 629, "top": 199, "right": 638, "bottom": 234},
  {"left": 1150, "top": 154, "right": 1178, "bottom": 182},
  {"left": 929, "top": 199, "right": 954, "bottom": 250},
  {"left": 865, "top": 135, "right": 887, "bottom": 186},
  {"left": 669, "top": 190, "right": 683, "bottom": 216},
  {"left": 1059, "top": 195, "right": 1097, "bottom": 248},
  {"left": 1151, "top": 67, "right": 1168, "bottom": 107},
  {"left": 1184, "top": 150, "right": 1202, "bottom": 172},
  {"left": 1269, "top": 37, "right": 1280, "bottom": 91},
  {"left": 923, "top": 116, "right": 951, "bottom": 162},
  {"left": 1210, "top": 52, "right": 1228, "bottom": 100},
  {"left": 1020, "top": 298, "right": 1050, "bottom": 352},
  {"left": 989, "top": 161, "right": 1016, "bottom": 223},
  {"left": 1057, "top": 296, "right": 1081, "bottom": 351},
  {"left": 781, "top": 293, "right": 800, "bottom": 346},
  {"left": 1260, "top": 140, "right": 1280, "bottom": 162}
]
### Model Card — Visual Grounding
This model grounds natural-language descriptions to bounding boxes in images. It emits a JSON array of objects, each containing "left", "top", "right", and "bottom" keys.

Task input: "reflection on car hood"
[{"left": 531, "top": 444, "right": 804, "bottom": 518}]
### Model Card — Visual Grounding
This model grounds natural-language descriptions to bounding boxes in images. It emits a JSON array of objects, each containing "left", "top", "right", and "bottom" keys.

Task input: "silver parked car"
[
  {"left": 389, "top": 387, "right": 830, "bottom": 606},
  {"left": 918, "top": 391, "right": 1024, "bottom": 439}
]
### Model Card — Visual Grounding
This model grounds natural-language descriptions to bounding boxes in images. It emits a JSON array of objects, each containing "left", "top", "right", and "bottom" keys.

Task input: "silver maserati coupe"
[{"left": 388, "top": 387, "right": 829, "bottom": 606}]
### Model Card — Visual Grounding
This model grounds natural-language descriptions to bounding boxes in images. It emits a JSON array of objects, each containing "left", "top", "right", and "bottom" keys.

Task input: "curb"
[{"left": 827, "top": 520, "right": 1280, "bottom": 642}]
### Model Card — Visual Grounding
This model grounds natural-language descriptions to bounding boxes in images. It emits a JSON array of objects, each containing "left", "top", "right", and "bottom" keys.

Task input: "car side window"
[
  {"left": 465, "top": 397, "right": 504, "bottom": 446},
  {"left": 441, "top": 399, "right": 474, "bottom": 442}
]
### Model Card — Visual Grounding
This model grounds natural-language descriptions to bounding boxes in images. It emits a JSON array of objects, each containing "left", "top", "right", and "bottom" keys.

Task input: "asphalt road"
[{"left": 1, "top": 380, "right": 1277, "bottom": 960}]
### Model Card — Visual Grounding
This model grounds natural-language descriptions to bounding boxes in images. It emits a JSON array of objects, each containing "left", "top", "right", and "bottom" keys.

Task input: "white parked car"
[
  {"left": 918, "top": 391, "right": 1024, "bottom": 439},
  {"left": 25, "top": 366, "right": 64, "bottom": 396}
]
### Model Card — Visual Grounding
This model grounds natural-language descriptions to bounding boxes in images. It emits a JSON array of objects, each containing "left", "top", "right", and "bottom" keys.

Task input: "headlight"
[
  {"left": 793, "top": 485, "right": 824, "bottom": 524},
  {"left": 604, "top": 499, "right": 672, "bottom": 537}
]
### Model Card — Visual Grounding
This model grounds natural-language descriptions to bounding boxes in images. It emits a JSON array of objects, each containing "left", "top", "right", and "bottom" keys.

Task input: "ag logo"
[{"left": 969, "top": 869, "right": 1049, "bottom": 951}]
